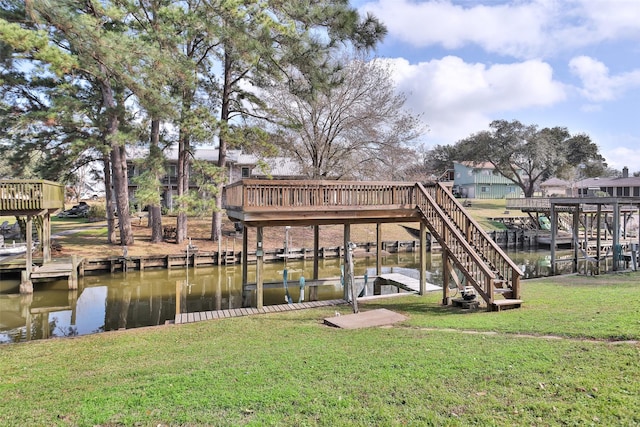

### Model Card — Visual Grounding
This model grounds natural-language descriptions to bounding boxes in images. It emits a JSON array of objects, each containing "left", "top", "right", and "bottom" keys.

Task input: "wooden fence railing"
[{"left": 225, "top": 179, "right": 416, "bottom": 210}]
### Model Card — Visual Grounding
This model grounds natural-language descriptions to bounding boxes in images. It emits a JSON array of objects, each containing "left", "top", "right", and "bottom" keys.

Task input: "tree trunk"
[
  {"left": 103, "top": 153, "right": 117, "bottom": 244},
  {"left": 149, "top": 118, "right": 163, "bottom": 243},
  {"left": 176, "top": 95, "right": 191, "bottom": 244},
  {"left": 211, "top": 49, "right": 232, "bottom": 242},
  {"left": 99, "top": 71, "right": 133, "bottom": 246},
  {"left": 211, "top": 191, "right": 223, "bottom": 241},
  {"left": 111, "top": 143, "right": 133, "bottom": 245}
]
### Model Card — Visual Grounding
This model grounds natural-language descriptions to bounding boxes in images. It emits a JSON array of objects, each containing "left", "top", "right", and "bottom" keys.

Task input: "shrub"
[{"left": 88, "top": 204, "right": 107, "bottom": 220}]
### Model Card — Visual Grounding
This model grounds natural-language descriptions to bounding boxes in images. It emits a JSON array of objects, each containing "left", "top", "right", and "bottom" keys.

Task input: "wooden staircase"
[{"left": 416, "top": 183, "right": 523, "bottom": 311}]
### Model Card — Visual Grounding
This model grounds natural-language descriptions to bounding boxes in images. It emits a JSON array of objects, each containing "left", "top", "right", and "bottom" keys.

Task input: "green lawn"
[{"left": 1, "top": 273, "right": 639, "bottom": 426}]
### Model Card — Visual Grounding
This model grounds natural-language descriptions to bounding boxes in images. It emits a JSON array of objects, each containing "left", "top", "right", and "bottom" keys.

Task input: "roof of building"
[
  {"left": 127, "top": 146, "right": 303, "bottom": 178},
  {"left": 252, "top": 157, "right": 304, "bottom": 178},
  {"left": 455, "top": 161, "right": 495, "bottom": 169},
  {"left": 577, "top": 176, "right": 640, "bottom": 187},
  {"left": 540, "top": 177, "right": 570, "bottom": 187}
]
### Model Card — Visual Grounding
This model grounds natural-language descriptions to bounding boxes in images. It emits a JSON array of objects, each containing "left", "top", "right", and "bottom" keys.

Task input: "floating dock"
[{"left": 375, "top": 273, "right": 441, "bottom": 293}]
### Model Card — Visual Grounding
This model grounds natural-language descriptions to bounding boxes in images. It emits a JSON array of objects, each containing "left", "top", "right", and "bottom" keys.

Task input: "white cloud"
[
  {"left": 569, "top": 55, "right": 640, "bottom": 102},
  {"left": 603, "top": 145, "right": 640, "bottom": 172},
  {"left": 362, "top": 0, "right": 552, "bottom": 58},
  {"left": 360, "top": 0, "right": 640, "bottom": 60},
  {"left": 383, "top": 56, "right": 566, "bottom": 144}
]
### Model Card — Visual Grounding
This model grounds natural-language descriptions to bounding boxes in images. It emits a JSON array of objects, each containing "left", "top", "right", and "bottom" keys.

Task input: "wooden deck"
[
  {"left": 174, "top": 299, "right": 346, "bottom": 324},
  {"left": 0, "top": 180, "right": 66, "bottom": 293},
  {"left": 224, "top": 179, "right": 524, "bottom": 311}
]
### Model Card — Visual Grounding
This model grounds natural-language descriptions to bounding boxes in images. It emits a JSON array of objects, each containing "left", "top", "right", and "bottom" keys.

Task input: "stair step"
[{"left": 490, "top": 299, "right": 523, "bottom": 311}]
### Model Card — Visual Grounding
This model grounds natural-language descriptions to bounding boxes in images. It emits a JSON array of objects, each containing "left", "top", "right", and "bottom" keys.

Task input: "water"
[{"left": 0, "top": 250, "right": 556, "bottom": 343}]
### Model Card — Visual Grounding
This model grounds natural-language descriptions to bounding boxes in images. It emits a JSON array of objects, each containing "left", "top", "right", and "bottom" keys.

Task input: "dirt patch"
[{"left": 50, "top": 216, "right": 421, "bottom": 259}]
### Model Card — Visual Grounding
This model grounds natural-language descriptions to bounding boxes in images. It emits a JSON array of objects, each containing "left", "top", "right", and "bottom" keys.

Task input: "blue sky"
[{"left": 354, "top": 0, "right": 640, "bottom": 173}]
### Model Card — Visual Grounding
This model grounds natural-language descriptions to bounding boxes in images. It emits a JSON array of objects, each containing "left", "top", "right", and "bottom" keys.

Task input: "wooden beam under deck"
[{"left": 227, "top": 206, "right": 420, "bottom": 227}]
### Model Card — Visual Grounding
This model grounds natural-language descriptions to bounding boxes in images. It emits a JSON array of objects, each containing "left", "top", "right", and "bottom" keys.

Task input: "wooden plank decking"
[{"left": 175, "top": 299, "right": 346, "bottom": 325}]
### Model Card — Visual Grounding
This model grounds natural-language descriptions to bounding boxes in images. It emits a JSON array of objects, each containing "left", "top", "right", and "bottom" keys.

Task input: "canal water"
[{"left": 0, "top": 250, "right": 559, "bottom": 343}]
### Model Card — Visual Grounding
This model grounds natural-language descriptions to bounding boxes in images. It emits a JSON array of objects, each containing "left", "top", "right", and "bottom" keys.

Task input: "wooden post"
[
  {"left": 312, "top": 225, "right": 320, "bottom": 280},
  {"left": 311, "top": 225, "right": 319, "bottom": 301},
  {"left": 175, "top": 280, "right": 182, "bottom": 317},
  {"left": 43, "top": 212, "right": 51, "bottom": 262},
  {"left": 256, "top": 226, "right": 264, "bottom": 310},
  {"left": 69, "top": 254, "right": 78, "bottom": 290},
  {"left": 572, "top": 205, "right": 579, "bottom": 273},
  {"left": 419, "top": 222, "right": 427, "bottom": 295},
  {"left": 343, "top": 223, "right": 351, "bottom": 301},
  {"left": 346, "top": 241, "right": 358, "bottom": 313},
  {"left": 20, "top": 216, "right": 34, "bottom": 294},
  {"left": 550, "top": 204, "right": 557, "bottom": 275},
  {"left": 613, "top": 201, "right": 620, "bottom": 271},
  {"left": 596, "top": 204, "right": 602, "bottom": 273},
  {"left": 442, "top": 250, "right": 450, "bottom": 305},
  {"left": 242, "top": 224, "right": 248, "bottom": 289},
  {"left": 376, "top": 223, "right": 382, "bottom": 276}
]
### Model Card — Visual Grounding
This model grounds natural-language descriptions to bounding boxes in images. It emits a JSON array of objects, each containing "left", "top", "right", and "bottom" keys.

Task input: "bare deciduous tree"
[{"left": 264, "top": 58, "right": 426, "bottom": 180}]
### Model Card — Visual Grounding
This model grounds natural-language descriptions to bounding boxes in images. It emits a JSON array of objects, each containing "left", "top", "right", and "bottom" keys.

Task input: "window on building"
[
  {"left": 168, "top": 164, "right": 177, "bottom": 177},
  {"left": 481, "top": 186, "right": 489, "bottom": 193},
  {"left": 241, "top": 167, "right": 250, "bottom": 178}
]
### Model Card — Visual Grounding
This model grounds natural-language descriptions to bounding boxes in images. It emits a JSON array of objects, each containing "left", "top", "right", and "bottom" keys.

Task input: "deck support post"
[
  {"left": 242, "top": 225, "right": 248, "bottom": 289},
  {"left": 69, "top": 254, "right": 79, "bottom": 290},
  {"left": 442, "top": 249, "right": 450, "bottom": 305},
  {"left": 419, "top": 222, "right": 427, "bottom": 295},
  {"left": 572, "top": 205, "right": 580, "bottom": 273},
  {"left": 550, "top": 204, "right": 557, "bottom": 275},
  {"left": 310, "top": 225, "right": 319, "bottom": 301},
  {"left": 256, "top": 226, "right": 264, "bottom": 310},
  {"left": 20, "top": 215, "right": 34, "bottom": 294},
  {"left": 343, "top": 223, "right": 351, "bottom": 301},
  {"left": 596, "top": 204, "right": 602, "bottom": 273},
  {"left": 612, "top": 201, "right": 620, "bottom": 271},
  {"left": 376, "top": 223, "right": 382, "bottom": 276},
  {"left": 43, "top": 212, "right": 51, "bottom": 262}
]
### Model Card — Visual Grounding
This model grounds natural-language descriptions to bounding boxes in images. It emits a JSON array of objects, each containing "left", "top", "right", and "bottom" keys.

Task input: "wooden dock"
[
  {"left": 376, "top": 273, "right": 441, "bottom": 293},
  {"left": 27, "top": 256, "right": 82, "bottom": 291},
  {"left": 174, "top": 299, "right": 346, "bottom": 325}
]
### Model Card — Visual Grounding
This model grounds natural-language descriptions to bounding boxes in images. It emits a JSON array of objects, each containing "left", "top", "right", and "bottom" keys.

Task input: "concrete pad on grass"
[{"left": 324, "top": 308, "right": 407, "bottom": 329}]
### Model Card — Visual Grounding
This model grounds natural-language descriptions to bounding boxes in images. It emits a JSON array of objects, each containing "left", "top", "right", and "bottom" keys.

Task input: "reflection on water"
[{"left": 1, "top": 250, "right": 558, "bottom": 343}]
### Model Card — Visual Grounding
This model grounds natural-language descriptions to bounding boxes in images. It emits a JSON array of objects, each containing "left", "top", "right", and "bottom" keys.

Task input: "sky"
[{"left": 353, "top": 0, "right": 640, "bottom": 173}]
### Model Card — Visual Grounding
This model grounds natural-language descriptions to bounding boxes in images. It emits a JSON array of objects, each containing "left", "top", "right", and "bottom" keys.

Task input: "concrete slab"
[{"left": 324, "top": 308, "right": 408, "bottom": 329}]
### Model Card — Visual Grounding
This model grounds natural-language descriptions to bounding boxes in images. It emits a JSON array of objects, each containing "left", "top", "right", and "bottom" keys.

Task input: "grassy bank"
[{"left": 1, "top": 273, "right": 639, "bottom": 426}]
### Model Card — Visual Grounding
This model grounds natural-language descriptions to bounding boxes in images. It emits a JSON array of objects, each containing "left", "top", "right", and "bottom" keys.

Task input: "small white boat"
[{"left": 0, "top": 243, "right": 30, "bottom": 256}]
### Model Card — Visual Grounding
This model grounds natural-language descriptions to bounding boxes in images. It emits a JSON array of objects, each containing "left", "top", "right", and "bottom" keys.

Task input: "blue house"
[{"left": 453, "top": 161, "right": 523, "bottom": 199}]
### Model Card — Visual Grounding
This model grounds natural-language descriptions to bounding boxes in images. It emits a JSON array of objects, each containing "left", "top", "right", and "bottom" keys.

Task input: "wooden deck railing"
[
  {"left": 0, "top": 180, "right": 65, "bottom": 212},
  {"left": 225, "top": 179, "right": 416, "bottom": 210}
]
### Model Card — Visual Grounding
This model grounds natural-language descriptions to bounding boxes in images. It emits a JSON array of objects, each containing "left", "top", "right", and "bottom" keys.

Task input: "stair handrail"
[
  {"left": 414, "top": 183, "right": 498, "bottom": 303},
  {"left": 422, "top": 182, "right": 522, "bottom": 299}
]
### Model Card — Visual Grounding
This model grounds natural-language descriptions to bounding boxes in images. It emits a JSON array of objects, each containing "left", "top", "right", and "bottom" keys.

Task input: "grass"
[
  {"left": 1, "top": 273, "right": 639, "bottom": 426},
  {"left": 464, "top": 198, "right": 517, "bottom": 230}
]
